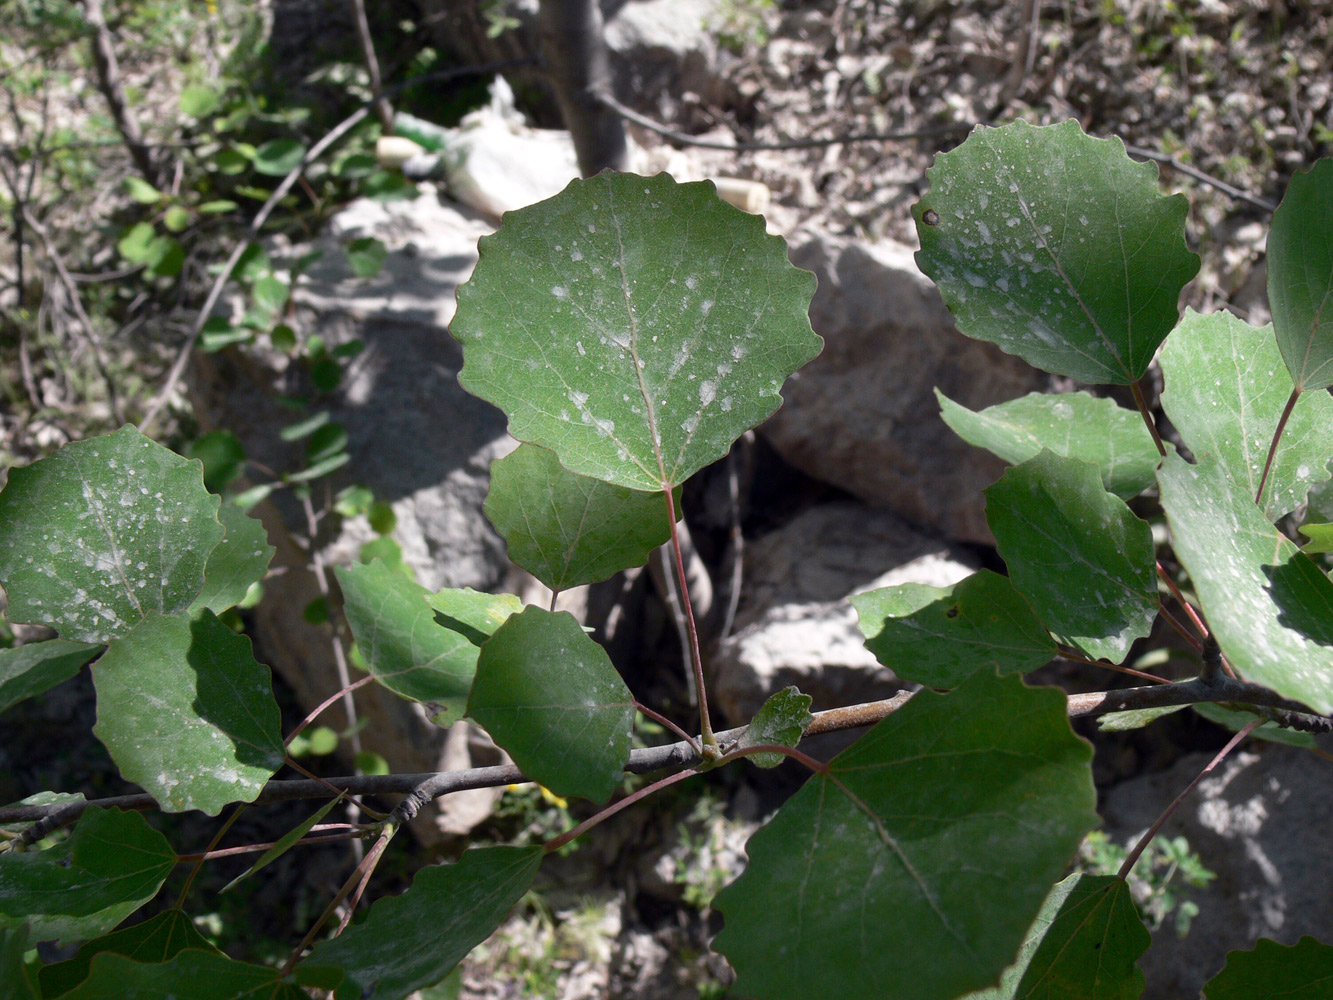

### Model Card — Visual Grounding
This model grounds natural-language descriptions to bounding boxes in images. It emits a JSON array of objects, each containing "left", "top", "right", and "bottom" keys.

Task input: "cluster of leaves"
[{"left": 1, "top": 121, "right": 1332, "bottom": 999}]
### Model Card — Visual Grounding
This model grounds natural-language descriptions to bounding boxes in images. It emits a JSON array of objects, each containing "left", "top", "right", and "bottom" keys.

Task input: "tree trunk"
[{"left": 536, "top": 0, "right": 629, "bottom": 176}]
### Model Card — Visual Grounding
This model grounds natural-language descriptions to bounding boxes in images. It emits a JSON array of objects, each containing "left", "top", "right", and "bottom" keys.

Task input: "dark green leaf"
[
  {"left": 914, "top": 119, "right": 1198, "bottom": 384},
  {"left": 469, "top": 606, "right": 634, "bottom": 802},
  {"left": 188, "top": 430, "right": 246, "bottom": 493},
  {"left": 252, "top": 138, "right": 307, "bottom": 177},
  {"left": 736, "top": 686, "right": 812, "bottom": 768},
  {"left": 60, "top": 950, "right": 305, "bottom": 999},
  {"left": 0, "top": 426, "right": 224, "bottom": 643},
  {"left": 92, "top": 610, "right": 284, "bottom": 814},
  {"left": 336, "top": 560, "right": 481, "bottom": 726},
  {"left": 233, "top": 243, "right": 269, "bottom": 281},
  {"left": 937, "top": 389, "right": 1161, "bottom": 499},
  {"left": 712, "top": 671, "right": 1097, "bottom": 1000},
  {"left": 1204, "top": 935, "right": 1333, "bottom": 1000},
  {"left": 305, "top": 423, "right": 349, "bottom": 464},
  {"left": 1269, "top": 160, "right": 1333, "bottom": 392},
  {"left": 853, "top": 569, "right": 1058, "bottom": 689},
  {"left": 310, "top": 358, "right": 342, "bottom": 393},
  {"left": 346, "top": 237, "right": 387, "bottom": 278},
  {"left": 190, "top": 504, "right": 274, "bottom": 615},
  {"left": 0, "top": 639, "right": 101, "bottom": 715},
  {"left": 221, "top": 795, "right": 345, "bottom": 893},
  {"left": 38, "top": 910, "right": 220, "bottom": 998},
  {"left": 0, "top": 925, "right": 36, "bottom": 999},
  {"left": 200, "top": 320, "right": 252, "bottom": 352},
  {"left": 213, "top": 147, "right": 250, "bottom": 175},
  {"left": 959, "top": 874, "right": 1149, "bottom": 1000},
  {"left": 0, "top": 808, "right": 175, "bottom": 945},
  {"left": 454, "top": 171, "right": 821, "bottom": 491},
  {"left": 147, "top": 237, "right": 183, "bottom": 278},
  {"left": 300, "top": 846, "right": 544, "bottom": 1000},
  {"left": 270, "top": 324, "right": 297, "bottom": 352},
  {"left": 484, "top": 443, "right": 677, "bottom": 591},
  {"left": 985, "top": 451, "right": 1157, "bottom": 663},
  {"left": 1159, "top": 309, "right": 1333, "bottom": 519},
  {"left": 1158, "top": 451, "right": 1333, "bottom": 714},
  {"left": 367, "top": 500, "right": 396, "bottom": 535}
]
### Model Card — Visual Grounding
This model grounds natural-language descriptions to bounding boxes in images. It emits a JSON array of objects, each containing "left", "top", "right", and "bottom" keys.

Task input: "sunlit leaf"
[
  {"left": 469, "top": 607, "right": 634, "bottom": 803},
  {"left": 484, "top": 443, "right": 677, "bottom": 591},
  {"left": 1158, "top": 451, "right": 1333, "bottom": 714},
  {"left": 1159, "top": 309, "right": 1333, "bottom": 519},
  {"left": 0, "top": 639, "right": 101, "bottom": 715},
  {"left": 914, "top": 119, "right": 1198, "bottom": 384},
  {"left": 454, "top": 171, "right": 821, "bottom": 491},
  {"left": 735, "top": 686, "right": 812, "bottom": 768},
  {"left": 1268, "top": 160, "right": 1333, "bottom": 392},
  {"left": 189, "top": 504, "right": 273, "bottom": 615},
  {"left": 937, "top": 390, "right": 1161, "bottom": 499},
  {"left": 0, "top": 808, "right": 175, "bottom": 945},
  {"left": 0, "top": 426, "right": 224, "bottom": 643},
  {"left": 853, "top": 569, "right": 1057, "bottom": 688},
  {"left": 712, "top": 671, "right": 1097, "bottom": 1000},
  {"left": 985, "top": 452, "right": 1157, "bottom": 663},
  {"left": 92, "top": 610, "right": 284, "bottom": 814},
  {"left": 424, "top": 587, "right": 523, "bottom": 647}
]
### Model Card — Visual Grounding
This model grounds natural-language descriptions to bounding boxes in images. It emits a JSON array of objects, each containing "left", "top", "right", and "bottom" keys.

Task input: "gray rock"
[
  {"left": 711, "top": 501, "right": 974, "bottom": 725},
  {"left": 1100, "top": 745, "right": 1333, "bottom": 999},
  {"left": 764, "top": 233, "right": 1047, "bottom": 544},
  {"left": 189, "top": 191, "right": 513, "bottom": 840}
]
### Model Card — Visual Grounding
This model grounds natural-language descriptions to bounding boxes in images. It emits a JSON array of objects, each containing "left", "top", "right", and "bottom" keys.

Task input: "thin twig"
[
  {"left": 1124, "top": 144, "right": 1278, "bottom": 212},
  {"left": 348, "top": 0, "right": 393, "bottom": 131},
  {"left": 83, "top": 0, "right": 158, "bottom": 184},
  {"left": 1156, "top": 561, "right": 1209, "bottom": 640},
  {"left": 1255, "top": 387, "right": 1300, "bottom": 508},
  {"left": 664, "top": 485, "right": 715, "bottom": 747}
]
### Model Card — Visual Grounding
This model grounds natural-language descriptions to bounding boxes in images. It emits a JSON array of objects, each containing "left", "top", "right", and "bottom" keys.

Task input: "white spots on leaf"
[
  {"left": 700, "top": 380, "right": 717, "bottom": 406},
  {"left": 685, "top": 275, "right": 698, "bottom": 290},
  {"left": 1052, "top": 400, "right": 1073, "bottom": 419},
  {"left": 576, "top": 341, "right": 586, "bottom": 356},
  {"left": 976, "top": 220, "right": 992, "bottom": 244},
  {"left": 964, "top": 271, "right": 987, "bottom": 288},
  {"left": 552, "top": 286, "right": 568, "bottom": 300},
  {"left": 570, "top": 248, "right": 583, "bottom": 262},
  {"left": 700, "top": 299, "right": 714, "bottom": 317},
  {"left": 720, "top": 396, "right": 733, "bottom": 412},
  {"left": 682, "top": 413, "right": 700, "bottom": 434}
]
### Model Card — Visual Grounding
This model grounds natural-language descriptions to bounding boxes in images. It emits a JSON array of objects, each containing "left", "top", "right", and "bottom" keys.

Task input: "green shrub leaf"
[
  {"left": 38, "top": 909, "right": 221, "bottom": 998},
  {"left": 484, "top": 443, "right": 677, "bottom": 591},
  {"left": 336, "top": 560, "right": 483, "bottom": 726},
  {"left": 985, "top": 452, "right": 1157, "bottom": 663},
  {"left": 346, "top": 236, "right": 387, "bottom": 278},
  {"left": 299, "top": 846, "right": 544, "bottom": 1000},
  {"left": 1159, "top": 309, "right": 1333, "bottom": 519},
  {"left": 59, "top": 951, "right": 306, "bottom": 999},
  {"left": 425, "top": 587, "right": 523, "bottom": 646},
  {"left": 1158, "top": 451, "right": 1333, "bottom": 714},
  {"left": 0, "top": 639, "right": 101, "bottom": 715},
  {"left": 937, "top": 390, "right": 1161, "bottom": 499},
  {"left": 735, "top": 686, "right": 812, "bottom": 767},
  {"left": 1204, "top": 935, "right": 1333, "bottom": 1000},
  {"left": 189, "top": 504, "right": 274, "bottom": 615},
  {"left": 0, "top": 807, "right": 175, "bottom": 945},
  {"left": 187, "top": 429, "right": 246, "bottom": 493},
  {"left": 253, "top": 137, "right": 307, "bottom": 176},
  {"left": 454, "top": 171, "right": 821, "bottom": 491},
  {"left": 0, "top": 926, "right": 35, "bottom": 999},
  {"left": 178, "top": 84, "right": 220, "bottom": 118},
  {"left": 712, "top": 671, "right": 1097, "bottom": 1000},
  {"left": 852, "top": 568, "right": 1057, "bottom": 688},
  {"left": 0, "top": 426, "right": 224, "bottom": 643},
  {"left": 1269, "top": 160, "right": 1333, "bottom": 392},
  {"left": 914, "top": 119, "right": 1198, "bottom": 384},
  {"left": 469, "top": 606, "right": 634, "bottom": 803},
  {"left": 959, "top": 874, "right": 1149, "bottom": 1000},
  {"left": 91, "top": 610, "right": 284, "bottom": 814}
]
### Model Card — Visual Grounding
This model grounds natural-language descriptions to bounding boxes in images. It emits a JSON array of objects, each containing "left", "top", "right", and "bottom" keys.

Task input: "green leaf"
[
  {"left": 220, "top": 795, "right": 345, "bottom": 894},
  {"left": 424, "top": 587, "right": 523, "bottom": 647},
  {"left": 735, "top": 686, "right": 812, "bottom": 767},
  {"left": 0, "top": 925, "right": 36, "bottom": 999},
  {"left": 91, "top": 610, "right": 284, "bottom": 814},
  {"left": 1269, "top": 159, "right": 1333, "bottom": 392},
  {"left": 284, "top": 451, "right": 349, "bottom": 482},
  {"left": 712, "top": 671, "right": 1097, "bottom": 1000},
  {"left": 346, "top": 236, "right": 387, "bottom": 278},
  {"left": 233, "top": 242, "right": 269, "bottom": 281},
  {"left": 279, "top": 410, "right": 329, "bottom": 442},
  {"left": 123, "top": 176, "right": 162, "bottom": 204},
  {"left": 484, "top": 443, "right": 677, "bottom": 591},
  {"left": 0, "top": 639, "right": 101, "bottom": 714},
  {"left": 1192, "top": 703, "right": 1315, "bottom": 748},
  {"left": 252, "top": 137, "right": 307, "bottom": 176},
  {"left": 0, "top": 426, "right": 224, "bottom": 643},
  {"left": 214, "top": 147, "right": 250, "bottom": 175},
  {"left": 197, "top": 199, "right": 237, "bottom": 214},
  {"left": 250, "top": 274, "right": 289, "bottom": 317},
  {"left": 1097, "top": 704, "right": 1186, "bottom": 731},
  {"left": 163, "top": 205, "right": 190, "bottom": 233},
  {"left": 1158, "top": 451, "right": 1333, "bottom": 714},
  {"left": 985, "top": 451, "right": 1157, "bottom": 663},
  {"left": 178, "top": 83, "right": 219, "bottom": 118},
  {"left": 853, "top": 569, "right": 1058, "bottom": 688},
  {"left": 190, "top": 504, "right": 274, "bottom": 615},
  {"left": 0, "top": 807, "right": 175, "bottom": 945},
  {"left": 1300, "top": 522, "right": 1333, "bottom": 554},
  {"left": 188, "top": 429, "right": 246, "bottom": 493},
  {"left": 1159, "top": 309, "right": 1333, "bottom": 519},
  {"left": 147, "top": 237, "right": 184, "bottom": 278},
  {"left": 0, "top": 792, "right": 86, "bottom": 836},
  {"left": 38, "top": 910, "right": 221, "bottom": 998},
  {"left": 336, "top": 560, "right": 482, "bottom": 727},
  {"left": 200, "top": 318, "right": 251, "bottom": 352},
  {"left": 59, "top": 950, "right": 306, "bottom": 1000},
  {"left": 914, "top": 119, "right": 1199, "bottom": 384},
  {"left": 1204, "top": 935, "right": 1333, "bottom": 1000},
  {"left": 959, "top": 874, "right": 1149, "bottom": 1000},
  {"left": 454, "top": 171, "right": 821, "bottom": 491},
  {"left": 937, "top": 390, "right": 1161, "bottom": 499},
  {"left": 469, "top": 606, "right": 634, "bottom": 803},
  {"left": 118, "top": 222, "right": 156, "bottom": 264},
  {"left": 305, "top": 422, "right": 348, "bottom": 464},
  {"left": 300, "top": 846, "right": 544, "bottom": 1000}
]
